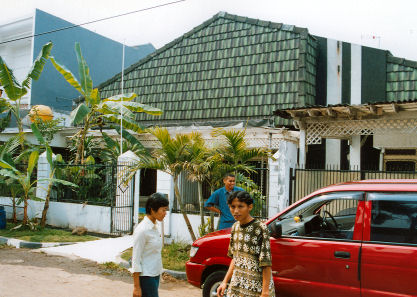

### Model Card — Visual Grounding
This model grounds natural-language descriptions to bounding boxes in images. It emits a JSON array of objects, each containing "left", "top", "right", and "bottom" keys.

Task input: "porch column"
[
  {"left": 299, "top": 129, "right": 306, "bottom": 167},
  {"left": 116, "top": 151, "right": 139, "bottom": 232},
  {"left": 326, "top": 139, "right": 341, "bottom": 168},
  {"left": 350, "top": 135, "right": 361, "bottom": 169},
  {"left": 156, "top": 170, "right": 174, "bottom": 237},
  {"left": 36, "top": 151, "right": 55, "bottom": 200},
  {"left": 268, "top": 140, "right": 298, "bottom": 217}
]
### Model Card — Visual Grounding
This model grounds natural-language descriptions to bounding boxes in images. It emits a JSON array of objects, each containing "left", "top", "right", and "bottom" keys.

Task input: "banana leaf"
[
  {"left": 27, "top": 150, "right": 39, "bottom": 177},
  {"left": 101, "top": 113, "right": 145, "bottom": 132},
  {"left": 0, "top": 57, "right": 27, "bottom": 100},
  {"left": 49, "top": 55, "right": 83, "bottom": 94},
  {"left": 103, "top": 93, "right": 137, "bottom": 102},
  {"left": 22, "top": 42, "right": 53, "bottom": 88},
  {"left": 75, "top": 42, "right": 93, "bottom": 99},
  {"left": 70, "top": 103, "right": 90, "bottom": 125}
]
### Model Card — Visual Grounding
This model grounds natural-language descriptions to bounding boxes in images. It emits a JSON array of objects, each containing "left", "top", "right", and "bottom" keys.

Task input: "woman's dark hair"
[
  {"left": 146, "top": 192, "right": 169, "bottom": 214},
  {"left": 227, "top": 191, "right": 253, "bottom": 206}
]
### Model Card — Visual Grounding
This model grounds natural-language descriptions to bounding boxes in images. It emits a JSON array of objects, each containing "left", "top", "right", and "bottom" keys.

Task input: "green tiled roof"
[
  {"left": 99, "top": 12, "right": 317, "bottom": 127},
  {"left": 386, "top": 55, "right": 417, "bottom": 102}
]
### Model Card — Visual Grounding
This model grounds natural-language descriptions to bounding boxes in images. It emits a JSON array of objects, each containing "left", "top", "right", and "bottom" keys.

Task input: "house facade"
[
  {"left": 0, "top": 9, "right": 155, "bottom": 115},
  {"left": 275, "top": 42, "right": 417, "bottom": 171}
]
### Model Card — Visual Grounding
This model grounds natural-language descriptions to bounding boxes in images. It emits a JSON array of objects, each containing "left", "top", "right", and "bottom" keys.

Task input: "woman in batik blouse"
[{"left": 217, "top": 191, "right": 275, "bottom": 297}]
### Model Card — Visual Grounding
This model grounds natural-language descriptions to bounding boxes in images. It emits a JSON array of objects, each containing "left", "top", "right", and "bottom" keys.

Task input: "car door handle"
[{"left": 334, "top": 251, "right": 350, "bottom": 259}]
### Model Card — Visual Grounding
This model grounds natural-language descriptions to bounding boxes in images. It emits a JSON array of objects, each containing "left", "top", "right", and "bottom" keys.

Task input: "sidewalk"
[{"left": 39, "top": 235, "right": 133, "bottom": 264}]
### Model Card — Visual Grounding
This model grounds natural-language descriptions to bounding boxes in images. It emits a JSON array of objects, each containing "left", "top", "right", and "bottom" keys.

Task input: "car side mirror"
[{"left": 269, "top": 221, "right": 282, "bottom": 238}]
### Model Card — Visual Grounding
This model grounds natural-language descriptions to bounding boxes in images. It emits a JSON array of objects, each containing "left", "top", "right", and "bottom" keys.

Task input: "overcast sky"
[{"left": 2, "top": 0, "right": 417, "bottom": 60}]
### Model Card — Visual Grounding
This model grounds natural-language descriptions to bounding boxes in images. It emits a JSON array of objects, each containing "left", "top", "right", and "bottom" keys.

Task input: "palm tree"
[
  {"left": 212, "top": 128, "right": 272, "bottom": 178},
  {"left": 0, "top": 42, "right": 53, "bottom": 149},
  {"left": 183, "top": 132, "right": 207, "bottom": 227},
  {"left": 49, "top": 42, "right": 162, "bottom": 164},
  {"left": 130, "top": 127, "right": 197, "bottom": 241}
]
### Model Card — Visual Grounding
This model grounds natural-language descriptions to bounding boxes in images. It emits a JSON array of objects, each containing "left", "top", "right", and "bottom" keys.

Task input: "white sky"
[{"left": 2, "top": 0, "right": 417, "bottom": 60}]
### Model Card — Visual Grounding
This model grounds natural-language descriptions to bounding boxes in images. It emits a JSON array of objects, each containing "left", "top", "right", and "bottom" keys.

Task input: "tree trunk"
[
  {"left": 174, "top": 176, "right": 196, "bottom": 242},
  {"left": 12, "top": 197, "right": 17, "bottom": 223},
  {"left": 75, "top": 118, "right": 90, "bottom": 164},
  {"left": 41, "top": 169, "right": 55, "bottom": 227},
  {"left": 198, "top": 182, "right": 204, "bottom": 226}
]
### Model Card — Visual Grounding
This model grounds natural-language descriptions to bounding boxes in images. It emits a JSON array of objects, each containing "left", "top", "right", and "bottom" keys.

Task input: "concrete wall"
[
  {"left": 161, "top": 212, "right": 219, "bottom": 243},
  {"left": 0, "top": 197, "right": 111, "bottom": 234},
  {"left": 268, "top": 140, "right": 298, "bottom": 217}
]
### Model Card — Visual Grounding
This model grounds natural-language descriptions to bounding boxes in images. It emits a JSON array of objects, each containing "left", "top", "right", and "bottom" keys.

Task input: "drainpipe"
[{"left": 379, "top": 148, "right": 385, "bottom": 171}]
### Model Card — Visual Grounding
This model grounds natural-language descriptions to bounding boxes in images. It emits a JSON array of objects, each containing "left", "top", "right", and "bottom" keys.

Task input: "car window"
[
  {"left": 368, "top": 193, "right": 417, "bottom": 245},
  {"left": 276, "top": 192, "right": 362, "bottom": 240}
]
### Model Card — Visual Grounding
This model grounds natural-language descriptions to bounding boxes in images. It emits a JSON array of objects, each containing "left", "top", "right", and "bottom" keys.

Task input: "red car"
[{"left": 186, "top": 179, "right": 417, "bottom": 297}]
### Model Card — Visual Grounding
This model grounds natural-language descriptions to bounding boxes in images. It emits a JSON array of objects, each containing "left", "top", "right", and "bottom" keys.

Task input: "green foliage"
[
  {"left": 0, "top": 222, "right": 98, "bottom": 242},
  {"left": 0, "top": 42, "right": 53, "bottom": 147},
  {"left": 31, "top": 117, "right": 63, "bottom": 143},
  {"left": 198, "top": 217, "right": 212, "bottom": 237},
  {"left": 49, "top": 42, "right": 162, "bottom": 164}
]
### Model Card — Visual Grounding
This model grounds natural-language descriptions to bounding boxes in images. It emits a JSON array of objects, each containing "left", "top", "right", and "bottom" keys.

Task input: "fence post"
[
  {"left": 268, "top": 140, "right": 298, "bottom": 217},
  {"left": 289, "top": 168, "right": 294, "bottom": 205},
  {"left": 115, "top": 151, "right": 139, "bottom": 233},
  {"left": 36, "top": 151, "right": 55, "bottom": 200}
]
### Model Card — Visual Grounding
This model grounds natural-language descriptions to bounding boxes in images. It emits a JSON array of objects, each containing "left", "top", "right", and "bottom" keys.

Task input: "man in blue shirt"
[{"left": 204, "top": 173, "right": 244, "bottom": 230}]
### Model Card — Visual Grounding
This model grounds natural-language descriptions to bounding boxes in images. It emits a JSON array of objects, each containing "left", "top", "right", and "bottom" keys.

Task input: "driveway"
[{"left": 0, "top": 246, "right": 201, "bottom": 297}]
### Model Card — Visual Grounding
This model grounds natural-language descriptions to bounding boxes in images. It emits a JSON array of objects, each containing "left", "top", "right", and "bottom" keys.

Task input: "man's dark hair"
[
  {"left": 146, "top": 192, "right": 169, "bottom": 214},
  {"left": 223, "top": 173, "right": 235, "bottom": 179},
  {"left": 227, "top": 191, "right": 253, "bottom": 206}
]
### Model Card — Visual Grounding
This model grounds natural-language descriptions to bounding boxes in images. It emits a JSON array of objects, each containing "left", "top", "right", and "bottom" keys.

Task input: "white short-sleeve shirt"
[{"left": 131, "top": 216, "right": 163, "bottom": 276}]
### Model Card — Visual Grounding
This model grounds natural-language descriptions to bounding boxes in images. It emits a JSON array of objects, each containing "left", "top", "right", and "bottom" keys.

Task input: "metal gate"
[
  {"left": 111, "top": 163, "right": 135, "bottom": 234},
  {"left": 289, "top": 167, "right": 417, "bottom": 205}
]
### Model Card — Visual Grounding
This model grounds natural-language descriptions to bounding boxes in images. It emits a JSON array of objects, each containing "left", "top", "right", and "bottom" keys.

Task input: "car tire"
[{"left": 202, "top": 271, "right": 226, "bottom": 297}]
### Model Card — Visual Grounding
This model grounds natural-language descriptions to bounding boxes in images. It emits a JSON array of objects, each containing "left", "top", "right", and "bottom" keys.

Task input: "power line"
[{"left": 0, "top": 0, "right": 186, "bottom": 45}]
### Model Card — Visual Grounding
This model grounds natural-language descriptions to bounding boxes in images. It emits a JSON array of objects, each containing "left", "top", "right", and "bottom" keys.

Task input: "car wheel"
[{"left": 202, "top": 271, "right": 226, "bottom": 297}]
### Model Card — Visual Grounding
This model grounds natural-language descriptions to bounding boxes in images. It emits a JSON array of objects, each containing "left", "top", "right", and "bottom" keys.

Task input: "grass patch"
[
  {"left": 100, "top": 261, "right": 129, "bottom": 273},
  {"left": 0, "top": 222, "right": 99, "bottom": 242},
  {"left": 121, "top": 241, "right": 191, "bottom": 272}
]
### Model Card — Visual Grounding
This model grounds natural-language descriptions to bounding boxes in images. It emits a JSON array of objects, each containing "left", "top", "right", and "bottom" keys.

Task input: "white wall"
[
  {"left": 0, "top": 197, "right": 111, "bottom": 234},
  {"left": 268, "top": 141, "right": 298, "bottom": 216},
  {"left": 164, "top": 213, "right": 219, "bottom": 243}
]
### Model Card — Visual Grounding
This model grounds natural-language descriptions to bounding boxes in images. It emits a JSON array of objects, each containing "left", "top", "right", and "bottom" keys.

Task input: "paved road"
[{"left": 0, "top": 246, "right": 201, "bottom": 297}]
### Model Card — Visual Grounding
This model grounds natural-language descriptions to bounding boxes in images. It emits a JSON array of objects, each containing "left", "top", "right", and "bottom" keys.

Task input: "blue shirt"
[{"left": 204, "top": 186, "right": 244, "bottom": 230}]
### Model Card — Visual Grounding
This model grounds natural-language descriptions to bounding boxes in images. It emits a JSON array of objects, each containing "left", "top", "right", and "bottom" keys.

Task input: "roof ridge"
[
  {"left": 220, "top": 11, "right": 310, "bottom": 36},
  {"left": 97, "top": 11, "right": 310, "bottom": 90},
  {"left": 387, "top": 52, "right": 417, "bottom": 69}
]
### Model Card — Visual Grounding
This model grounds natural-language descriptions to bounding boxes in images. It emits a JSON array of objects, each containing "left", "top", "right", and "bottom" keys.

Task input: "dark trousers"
[{"left": 139, "top": 275, "right": 160, "bottom": 297}]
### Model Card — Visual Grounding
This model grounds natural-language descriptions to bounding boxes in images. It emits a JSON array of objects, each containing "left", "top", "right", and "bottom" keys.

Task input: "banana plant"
[
  {"left": 31, "top": 123, "right": 78, "bottom": 227},
  {"left": 100, "top": 126, "right": 149, "bottom": 162},
  {"left": 49, "top": 42, "right": 162, "bottom": 164},
  {"left": 0, "top": 131, "right": 77, "bottom": 227},
  {"left": 0, "top": 42, "right": 53, "bottom": 149}
]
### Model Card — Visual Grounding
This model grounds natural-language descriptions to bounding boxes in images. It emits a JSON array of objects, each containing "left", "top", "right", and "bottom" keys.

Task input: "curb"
[
  {"left": 116, "top": 257, "right": 187, "bottom": 280},
  {"left": 0, "top": 236, "right": 76, "bottom": 249}
]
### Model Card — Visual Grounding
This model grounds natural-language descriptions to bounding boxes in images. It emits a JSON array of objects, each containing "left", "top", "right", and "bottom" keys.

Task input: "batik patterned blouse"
[{"left": 227, "top": 219, "right": 275, "bottom": 297}]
